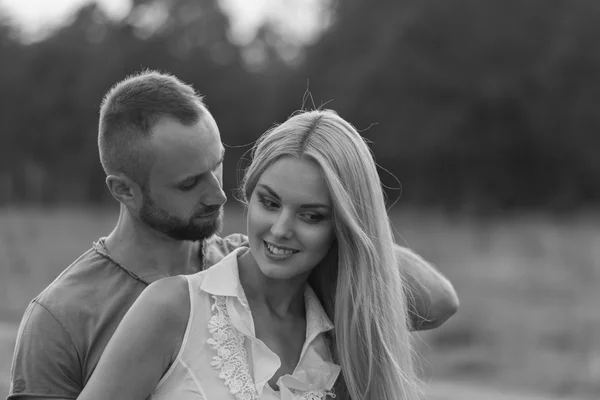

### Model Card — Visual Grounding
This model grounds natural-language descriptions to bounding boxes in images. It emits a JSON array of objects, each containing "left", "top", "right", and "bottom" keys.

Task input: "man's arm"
[
  {"left": 395, "top": 245, "right": 459, "bottom": 331},
  {"left": 8, "top": 301, "right": 82, "bottom": 400}
]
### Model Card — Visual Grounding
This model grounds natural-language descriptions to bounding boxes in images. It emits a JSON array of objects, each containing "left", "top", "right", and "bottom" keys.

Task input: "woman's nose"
[{"left": 270, "top": 211, "right": 294, "bottom": 239}]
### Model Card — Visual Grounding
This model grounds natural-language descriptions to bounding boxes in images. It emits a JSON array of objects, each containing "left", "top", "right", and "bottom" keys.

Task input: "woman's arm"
[
  {"left": 78, "top": 276, "right": 190, "bottom": 400},
  {"left": 395, "top": 245, "right": 459, "bottom": 331}
]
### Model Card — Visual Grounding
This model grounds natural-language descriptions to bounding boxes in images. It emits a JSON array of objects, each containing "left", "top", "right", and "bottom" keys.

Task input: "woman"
[{"left": 77, "top": 110, "right": 422, "bottom": 400}]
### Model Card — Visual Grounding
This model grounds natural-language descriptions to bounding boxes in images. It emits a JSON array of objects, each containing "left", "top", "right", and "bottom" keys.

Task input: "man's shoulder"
[
  {"left": 35, "top": 247, "right": 98, "bottom": 301},
  {"left": 204, "top": 233, "right": 248, "bottom": 267},
  {"left": 13, "top": 244, "right": 149, "bottom": 394},
  {"left": 206, "top": 232, "right": 248, "bottom": 249},
  {"left": 35, "top": 246, "right": 141, "bottom": 322}
]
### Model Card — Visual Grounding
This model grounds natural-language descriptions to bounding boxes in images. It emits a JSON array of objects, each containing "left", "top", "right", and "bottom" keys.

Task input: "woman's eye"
[
  {"left": 259, "top": 197, "right": 279, "bottom": 210},
  {"left": 301, "top": 213, "right": 324, "bottom": 224}
]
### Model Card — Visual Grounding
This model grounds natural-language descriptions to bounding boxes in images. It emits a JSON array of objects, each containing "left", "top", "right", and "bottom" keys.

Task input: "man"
[{"left": 8, "top": 70, "right": 458, "bottom": 399}]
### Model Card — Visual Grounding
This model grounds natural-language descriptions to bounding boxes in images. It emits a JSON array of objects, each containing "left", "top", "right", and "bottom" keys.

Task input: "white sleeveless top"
[{"left": 149, "top": 248, "right": 341, "bottom": 400}]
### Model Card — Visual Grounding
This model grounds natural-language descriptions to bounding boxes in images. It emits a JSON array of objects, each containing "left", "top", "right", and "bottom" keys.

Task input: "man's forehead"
[
  {"left": 152, "top": 116, "right": 219, "bottom": 144},
  {"left": 148, "top": 119, "right": 223, "bottom": 177}
]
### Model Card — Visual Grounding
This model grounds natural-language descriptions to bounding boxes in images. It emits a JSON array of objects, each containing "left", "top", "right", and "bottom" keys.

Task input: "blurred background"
[{"left": 0, "top": 0, "right": 599, "bottom": 399}]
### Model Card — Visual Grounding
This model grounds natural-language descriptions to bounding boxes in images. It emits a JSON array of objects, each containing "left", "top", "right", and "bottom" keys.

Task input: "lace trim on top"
[
  {"left": 207, "top": 295, "right": 258, "bottom": 400},
  {"left": 298, "top": 391, "right": 336, "bottom": 399},
  {"left": 207, "top": 295, "right": 335, "bottom": 400}
]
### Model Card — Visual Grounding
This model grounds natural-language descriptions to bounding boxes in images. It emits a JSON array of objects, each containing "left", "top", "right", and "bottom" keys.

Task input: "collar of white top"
[{"left": 200, "top": 246, "right": 334, "bottom": 336}]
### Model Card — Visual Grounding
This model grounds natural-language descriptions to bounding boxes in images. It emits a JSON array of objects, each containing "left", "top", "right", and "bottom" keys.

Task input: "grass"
[{"left": 1, "top": 206, "right": 599, "bottom": 399}]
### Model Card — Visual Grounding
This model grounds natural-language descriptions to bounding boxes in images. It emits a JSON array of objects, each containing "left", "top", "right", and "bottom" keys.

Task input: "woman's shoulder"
[
  {"left": 145, "top": 275, "right": 189, "bottom": 300},
  {"left": 135, "top": 276, "right": 192, "bottom": 330},
  {"left": 92, "top": 276, "right": 193, "bottom": 385}
]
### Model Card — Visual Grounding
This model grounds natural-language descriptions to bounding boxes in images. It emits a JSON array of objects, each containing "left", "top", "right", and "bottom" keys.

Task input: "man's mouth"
[{"left": 194, "top": 208, "right": 221, "bottom": 219}]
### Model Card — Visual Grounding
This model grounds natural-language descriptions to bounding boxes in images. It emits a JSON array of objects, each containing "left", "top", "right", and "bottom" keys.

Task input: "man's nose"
[{"left": 202, "top": 172, "right": 227, "bottom": 207}]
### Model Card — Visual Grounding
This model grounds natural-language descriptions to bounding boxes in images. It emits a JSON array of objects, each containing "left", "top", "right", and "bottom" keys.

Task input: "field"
[{"left": 1, "top": 206, "right": 599, "bottom": 399}]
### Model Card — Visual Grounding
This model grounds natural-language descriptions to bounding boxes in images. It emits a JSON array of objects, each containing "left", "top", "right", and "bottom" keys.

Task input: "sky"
[
  {"left": 0, "top": 0, "right": 327, "bottom": 44},
  {"left": 0, "top": 0, "right": 131, "bottom": 36}
]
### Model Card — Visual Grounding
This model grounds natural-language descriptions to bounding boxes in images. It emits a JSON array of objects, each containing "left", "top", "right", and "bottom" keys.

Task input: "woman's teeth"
[{"left": 266, "top": 242, "right": 296, "bottom": 255}]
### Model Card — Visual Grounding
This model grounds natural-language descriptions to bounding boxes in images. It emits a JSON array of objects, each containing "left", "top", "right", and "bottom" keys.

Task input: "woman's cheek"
[{"left": 301, "top": 224, "right": 335, "bottom": 252}]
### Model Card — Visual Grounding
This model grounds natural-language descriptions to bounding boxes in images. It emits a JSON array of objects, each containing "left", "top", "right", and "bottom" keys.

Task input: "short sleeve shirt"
[{"left": 8, "top": 233, "right": 246, "bottom": 399}]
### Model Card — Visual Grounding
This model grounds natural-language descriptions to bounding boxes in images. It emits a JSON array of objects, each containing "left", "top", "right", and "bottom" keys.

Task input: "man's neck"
[{"left": 103, "top": 211, "right": 203, "bottom": 283}]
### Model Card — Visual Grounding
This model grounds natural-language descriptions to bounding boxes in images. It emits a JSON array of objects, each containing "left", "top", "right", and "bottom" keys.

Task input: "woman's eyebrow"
[
  {"left": 256, "top": 184, "right": 280, "bottom": 200},
  {"left": 257, "top": 183, "right": 330, "bottom": 209}
]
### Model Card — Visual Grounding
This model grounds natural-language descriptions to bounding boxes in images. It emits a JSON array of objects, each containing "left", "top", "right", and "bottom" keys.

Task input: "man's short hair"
[{"left": 98, "top": 70, "right": 207, "bottom": 186}]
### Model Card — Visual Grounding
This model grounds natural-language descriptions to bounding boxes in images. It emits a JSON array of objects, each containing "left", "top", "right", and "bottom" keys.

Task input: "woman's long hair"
[{"left": 242, "top": 110, "right": 421, "bottom": 400}]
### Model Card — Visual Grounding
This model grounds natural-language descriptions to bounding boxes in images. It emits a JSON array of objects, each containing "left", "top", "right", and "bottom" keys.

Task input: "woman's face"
[{"left": 247, "top": 156, "right": 335, "bottom": 281}]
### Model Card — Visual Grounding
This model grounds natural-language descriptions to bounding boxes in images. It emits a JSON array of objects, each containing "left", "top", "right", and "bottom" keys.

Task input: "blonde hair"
[{"left": 242, "top": 110, "right": 421, "bottom": 400}]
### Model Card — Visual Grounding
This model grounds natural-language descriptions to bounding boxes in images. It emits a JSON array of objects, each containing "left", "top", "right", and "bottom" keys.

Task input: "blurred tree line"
[{"left": 1, "top": 0, "right": 599, "bottom": 213}]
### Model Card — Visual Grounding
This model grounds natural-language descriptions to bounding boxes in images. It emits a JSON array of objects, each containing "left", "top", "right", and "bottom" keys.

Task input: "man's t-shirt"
[{"left": 8, "top": 234, "right": 246, "bottom": 399}]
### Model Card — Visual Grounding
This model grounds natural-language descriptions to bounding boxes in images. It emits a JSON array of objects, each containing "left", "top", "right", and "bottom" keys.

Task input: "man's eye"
[{"left": 180, "top": 180, "right": 197, "bottom": 190}]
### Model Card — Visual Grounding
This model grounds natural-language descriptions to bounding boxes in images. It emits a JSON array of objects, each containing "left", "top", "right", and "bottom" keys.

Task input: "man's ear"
[{"left": 105, "top": 174, "right": 143, "bottom": 210}]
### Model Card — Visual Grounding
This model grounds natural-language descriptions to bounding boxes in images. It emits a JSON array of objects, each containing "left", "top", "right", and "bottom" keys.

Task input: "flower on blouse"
[{"left": 277, "top": 349, "right": 340, "bottom": 400}]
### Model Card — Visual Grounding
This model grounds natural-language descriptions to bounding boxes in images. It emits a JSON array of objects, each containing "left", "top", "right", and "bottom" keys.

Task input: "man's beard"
[{"left": 139, "top": 192, "right": 223, "bottom": 242}]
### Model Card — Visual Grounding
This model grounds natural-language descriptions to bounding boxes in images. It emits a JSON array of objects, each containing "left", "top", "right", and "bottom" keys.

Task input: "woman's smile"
[{"left": 264, "top": 240, "right": 300, "bottom": 260}]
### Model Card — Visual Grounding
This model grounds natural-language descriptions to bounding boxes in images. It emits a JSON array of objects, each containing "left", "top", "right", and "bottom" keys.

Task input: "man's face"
[{"left": 138, "top": 114, "right": 226, "bottom": 242}]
